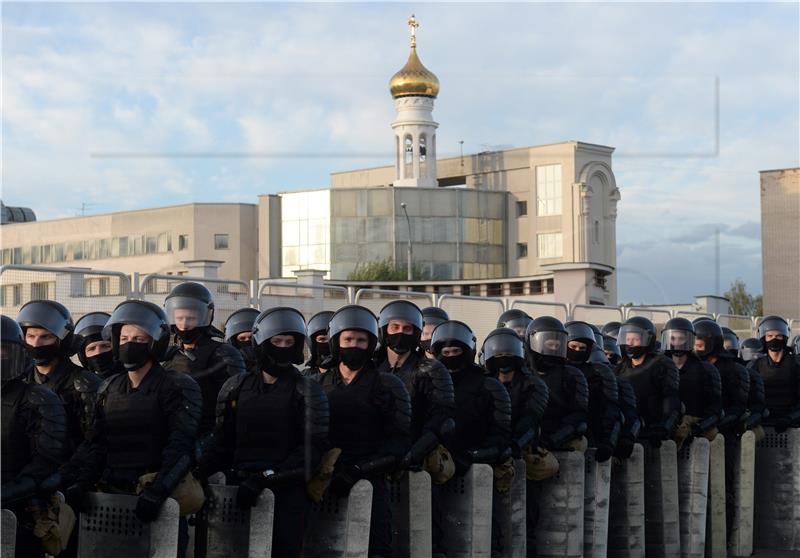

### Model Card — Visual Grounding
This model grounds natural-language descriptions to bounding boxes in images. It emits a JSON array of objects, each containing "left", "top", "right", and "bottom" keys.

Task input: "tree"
[
  {"left": 724, "top": 278, "right": 763, "bottom": 316},
  {"left": 346, "top": 258, "right": 431, "bottom": 281}
]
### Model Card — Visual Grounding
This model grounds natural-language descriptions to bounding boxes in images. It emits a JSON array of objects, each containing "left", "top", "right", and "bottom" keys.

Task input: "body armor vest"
[
  {"left": 322, "top": 367, "right": 384, "bottom": 462},
  {"left": 757, "top": 355, "right": 799, "bottom": 416},
  {"left": 1, "top": 381, "right": 31, "bottom": 480}
]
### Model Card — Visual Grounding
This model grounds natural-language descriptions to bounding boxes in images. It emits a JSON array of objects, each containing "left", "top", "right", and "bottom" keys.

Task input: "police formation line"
[{"left": 1, "top": 281, "right": 799, "bottom": 558}]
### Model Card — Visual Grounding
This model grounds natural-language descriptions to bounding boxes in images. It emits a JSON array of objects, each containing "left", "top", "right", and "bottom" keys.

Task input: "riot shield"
[
  {"left": 584, "top": 449, "right": 612, "bottom": 558},
  {"left": 203, "top": 484, "right": 274, "bottom": 558},
  {"left": 439, "top": 464, "right": 494, "bottom": 558},
  {"left": 644, "top": 439, "right": 680, "bottom": 558},
  {"left": 705, "top": 433, "right": 726, "bottom": 558},
  {"left": 608, "top": 443, "right": 646, "bottom": 558},
  {"left": 534, "top": 450, "right": 585, "bottom": 558},
  {"left": 1, "top": 509, "right": 15, "bottom": 558},
  {"left": 390, "top": 470, "right": 432, "bottom": 558},
  {"left": 303, "top": 479, "right": 373, "bottom": 558},
  {"left": 753, "top": 427, "right": 800, "bottom": 552},
  {"left": 729, "top": 430, "right": 755, "bottom": 557},
  {"left": 497, "top": 459, "right": 526, "bottom": 558},
  {"left": 677, "top": 437, "right": 710, "bottom": 558}
]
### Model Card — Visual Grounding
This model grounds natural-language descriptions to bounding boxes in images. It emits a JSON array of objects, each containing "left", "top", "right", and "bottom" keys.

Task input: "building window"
[
  {"left": 516, "top": 242, "right": 528, "bottom": 258},
  {"left": 214, "top": 234, "right": 229, "bottom": 250},
  {"left": 536, "top": 164, "right": 562, "bottom": 216},
  {"left": 30, "top": 281, "right": 54, "bottom": 300},
  {"left": 537, "top": 232, "right": 563, "bottom": 258},
  {"left": 1, "top": 284, "right": 21, "bottom": 306},
  {"left": 178, "top": 235, "right": 189, "bottom": 251},
  {"left": 594, "top": 220, "right": 600, "bottom": 244},
  {"left": 516, "top": 200, "right": 528, "bottom": 217}
]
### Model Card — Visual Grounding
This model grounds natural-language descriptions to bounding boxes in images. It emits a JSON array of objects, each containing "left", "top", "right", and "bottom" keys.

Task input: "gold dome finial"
[{"left": 389, "top": 14, "right": 440, "bottom": 99}]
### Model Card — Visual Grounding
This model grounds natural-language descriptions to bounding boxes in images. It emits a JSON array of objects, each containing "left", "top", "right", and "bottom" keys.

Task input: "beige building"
[
  {"left": 1, "top": 203, "right": 259, "bottom": 283},
  {"left": 761, "top": 168, "right": 800, "bottom": 318}
]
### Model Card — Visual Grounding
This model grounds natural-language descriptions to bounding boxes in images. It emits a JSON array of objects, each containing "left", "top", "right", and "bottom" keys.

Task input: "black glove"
[
  {"left": 615, "top": 437, "right": 635, "bottom": 460},
  {"left": 236, "top": 476, "right": 266, "bottom": 509},
  {"left": 135, "top": 485, "right": 168, "bottom": 523},
  {"left": 774, "top": 417, "right": 791, "bottom": 433},
  {"left": 329, "top": 464, "right": 361, "bottom": 498},
  {"left": 63, "top": 482, "right": 93, "bottom": 514},
  {"left": 594, "top": 443, "right": 614, "bottom": 463}
]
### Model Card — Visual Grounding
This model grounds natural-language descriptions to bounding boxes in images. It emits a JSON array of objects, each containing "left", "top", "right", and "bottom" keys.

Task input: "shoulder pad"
[
  {"left": 565, "top": 364, "right": 590, "bottom": 410},
  {"left": 524, "top": 373, "right": 549, "bottom": 419},
  {"left": 26, "top": 384, "right": 64, "bottom": 408},
  {"left": 379, "top": 371, "right": 411, "bottom": 402},
  {"left": 213, "top": 343, "right": 247, "bottom": 373},
  {"left": 416, "top": 357, "right": 455, "bottom": 404},
  {"left": 170, "top": 371, "right": 203, "bottom": 422},
  {"left": 483, "top": 376, "right": 512, "bottom": 429},
  {"left": 296, "top": 375, "right": 329, "bottom": 412},
  {"left": 73, "top": 369, "right": 101, "bottom": 393},
  {"left": 217, "top": 372, "right": 248, "bottom": 403},
  {"left": 593, "top": 363, "right": 619, "bottom": 402}
]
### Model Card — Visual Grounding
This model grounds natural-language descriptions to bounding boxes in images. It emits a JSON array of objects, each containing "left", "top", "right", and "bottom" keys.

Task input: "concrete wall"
[{"left": 761, "top": 168, "right": 800, "bottom": 318}]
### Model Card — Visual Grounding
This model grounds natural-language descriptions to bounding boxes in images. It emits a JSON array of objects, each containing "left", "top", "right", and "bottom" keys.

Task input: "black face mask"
[
  {"left": 766, "top": 338, "right": 785, "bottom": 352},
  {"left": 313, "top": 342, "right": 331, "bottom": 365},
  {"left": 487, "top": 355, "right": 519, "bottom": 375},
  {"left": 339, "top": 347, "right": 371, "bottom": 370},
  {"left": 86, "top": 351, "right": 115, "bottom": 374},
  {"left": 625, "top": 346, "right": 648, "bottom": 359},
  {"left": 419, "top": 340, "right": 432, "bottom": 354},
  {"left": 118, "top": 342, "right": 151, "bottom": 371},
  {"left": 535, "top": 354, "right": 564, "bottom": 371},
  {"left": 26, "top": 343, "right": 60, "bottom": 366},
  {"left": 566, "top": 347, "right": 590, "bottom": 363},
  {"left": 440, "top": 354, "right": 468, "bottom": 372},
  {"left": 176, "top": 327, "right": 205, "bottom": 344},
  {"left": 262, "top": 344, "right": 297, "bottom": 367},
  {"left": 670, "top": 350, "right": 687, "bottom": 358},
  {"left": 385, "top": 332, "right": 418, "bottom": 355}
]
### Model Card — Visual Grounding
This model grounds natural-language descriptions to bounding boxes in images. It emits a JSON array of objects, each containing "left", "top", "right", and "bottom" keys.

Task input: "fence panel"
[
  {"left": 508, "top": 299, "right": 570, "bottom": 323},
  {"left": 0, "top": 264, "right": 131, "bottom": 320},
  {"left": 438, "top": 295, "right": 506, "bottom": 349},
  {"left": 353, "top": 288, "right": 436, "bottom": 317},
  {"left": 624, "top": 307, "right": 673, "bottom": 335},
  {"left": 716, "top": 314, "right": 757, "bottom": 340},
  {"left": 790, "top": 319, "right": 800, "bottom": 338},
  {"left": 258, "top": 281, "right": 349, "bottom": 321},
  {"left": 139, "top": 274, "right": 251, "bottom": 330},
  {"left": 570, "top": 305, "right": 624, "bottom": 327},
  {"left": 674, "top": 310, "right": 714, "bottom": 322}
]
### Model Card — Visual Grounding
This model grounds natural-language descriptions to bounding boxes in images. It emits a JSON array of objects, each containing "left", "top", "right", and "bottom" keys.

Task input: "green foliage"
[
  {"left": 347, "top": 258, "right": 431, "bottom": 281},
  {"left": 724, "top": 278, "right": 763, "bottom": 316}
]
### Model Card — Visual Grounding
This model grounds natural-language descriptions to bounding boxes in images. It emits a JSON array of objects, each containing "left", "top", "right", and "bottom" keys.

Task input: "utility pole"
[
  {"left": 715, "top": 227, "right": 720, "bottom": 296},
  {"left": 400, "top": 202, "right": 413, "bottom": 281}
]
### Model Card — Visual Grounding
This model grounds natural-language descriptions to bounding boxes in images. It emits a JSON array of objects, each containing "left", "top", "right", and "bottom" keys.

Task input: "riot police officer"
[
  {"left": 64, "top": 300, "right": 202, "bottom": 557},
  {"left": 1, "top": 315, "right": 68, "bottom": 558},
  {"left": 616, "top": 316, "right": 681, "bottom": 445},
  {"left": 223, "top": 307, "right": 260, "bottom": 372},
  {"left": 162, "top": 282, "right": 246, "bottom": 436},
  {"left": 420, "top": 306, "right": 449, "bottom": 357},
  {"left": 565, "top": 321, "right": 621, "bottom": 461},
  {"left": 74, "top": 312, "right": 121, "bottom": 380},
  {"left": 496, "top": 308, "right": 532, "bottom": 338},
  {"left": 482, "top": 327, "right": 548, "bottom": 558},
  {"left": 17, "top": 300, "right": 100, "bottom": 456},
  {"left": 305, "top": 310, "right": 335, "bottom": 379},
  {"left": 525, "top": 317, "right": 589, "bottom": 452},
  {"left": 739, "top": 338, "right": 764, "bottom": 365},
  {"left": 722, "top": 327, "right": 740, "bottom": 358},
  {"left": 431, "top": 320, "right": 512, "bottom": 557},
  {"left": 319, "top": 305, "right": 411, "bottom": 558},
  {"left": 209, "top": 307, "right": 329, "bottom": 557},
  {"left": 661, "top": 318, "right": 722, "bottom": 446},
  {"left": 751, "top": 316, "right": 800, "bottom": 431},
  {"left": 602, "top": 321, "right": 621, "bottom": 341}
]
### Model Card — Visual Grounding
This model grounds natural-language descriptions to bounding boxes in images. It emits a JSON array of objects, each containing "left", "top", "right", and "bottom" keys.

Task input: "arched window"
[
  {"left": 404, "top": 136, "right": 413, "bottom": 164},
  {"left": 419, "top": 134, "right": 427, "bottom": 177},
  {"left": 594, "top": 220, "right": 600, "bottom": 244}
]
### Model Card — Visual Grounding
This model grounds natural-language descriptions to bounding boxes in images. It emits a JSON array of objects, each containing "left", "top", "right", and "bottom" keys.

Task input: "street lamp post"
[{"left": 400, "top": 202, "right": 413, "bottom": 281}]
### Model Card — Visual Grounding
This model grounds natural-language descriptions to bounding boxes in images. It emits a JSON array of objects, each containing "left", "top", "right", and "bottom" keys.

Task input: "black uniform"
[
  {"left": 617, "top": 354, "right": 681, "bottom": 442},
  {"left": 211, "top": 370, "right": 329, "bottom": 556},
  {"left": 676, "top": 354, "right": 723, "bottom": 434},
  {"left": 712, "top": 354, "right": 750, "bottom": 432},
  {"left": 743, "top": 366, "right": 767, "bottom": 431},
  {"left": 532, "top": 361, "right": 589, "bottom": 450},
  {"left": 494, "top": 368, "right": 548, "bottom": 456},
  {"left": 614, "top": 376, "right": 642, "bottom": 458},
  {"left": 573, "top": 360, "right": 621, "bottom": 459},
  {"left": 163, "top": 329, "right": 247, "bottom": 435},
  {"left": 752, "top": 353, "right": 800, "bottom": 429}
]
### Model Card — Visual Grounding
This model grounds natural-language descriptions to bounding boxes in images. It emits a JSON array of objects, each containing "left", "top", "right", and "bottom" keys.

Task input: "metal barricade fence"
[
  {"left": 716, "top": 314, "right": 757, "bottom": 340},
  {"left": 353, "top": 288, "right": 436, "bottom": 317},
  {"left": 0, "top": 264, "right": 131, "bottom": 320},
  {"left": 508, "top": 299, "right": 570, "bottom": 323},
  {"left": 570, "top": 304, "right": 624, "bottom": 328},
  {"left": 258, "top": 280, "right": 350, "bottom": 321},
  {"left": 790, "top": 319, "right": 800, "bottom": 338},
  {"left": 138, "top": 274, "right": 251, "bottom": 331},
  {"left": 673, "top": 310, "right": 714, "bottom": 323},
  {"left": 438, "top": 295, "right": 505, "bottom": 349},
  {"left": 624, "top": 307, "right": 673, "bottom": 335}
]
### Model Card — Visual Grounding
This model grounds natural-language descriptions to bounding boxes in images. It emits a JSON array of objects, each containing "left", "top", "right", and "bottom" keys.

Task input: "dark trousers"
[
  {"left": 367, "top": 475, "right": 392, "bottom": 558},
  {"left": 431, "top": 483, "right": 445, "bottom": 554},
  {"left": 526, "top": 480, "right": 542, "bottom": 558},
  {"left": 491, "top": 485, "right": 504, "bottom": 558},
  {"left": 722, "top": 430, "right": 738, "bottom": 542},
  {"left": 271, "top": 484, "right": 309, "bottom": 558}
]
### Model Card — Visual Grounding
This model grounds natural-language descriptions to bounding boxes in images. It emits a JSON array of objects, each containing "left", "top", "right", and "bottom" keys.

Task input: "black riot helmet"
[
  {"left": 739, "top": 337, "right": 763, "bottom": 363},
  {"left": 721, "top": 327, "right": 740, "bottom": 355},
  {"left": 617, "top": 316, "right": 656, "bottom": 359},
  {"left": 565, "top": 321, "right": 597, "bottom": 363},
  {"left": 251, "top": 307, "right": 307, "bottom": 366},
  {"left": 379, "top": 300, "right": 423, "bottom": 346},
  {"left": 525, "top": 316, "right": 568, "bottom": 361},
  {"left": 16, "top": 299, "right": 77, "bottom": 357},
  {"left": 482, "top": 327, "right": 525, "bottom": 374},
  {"left": 164, "top": 282, "right": 215, "bottom": 332},
  {"left": 421, "top": 306, "right": 449, "bottom": 328},
  {"left": 587, "top": 323, "right": 604, "bottom": 348},
  {"left": 430, "top": 320, "right": 477, "bottom": 358},
  {"left": 660, "top": 317, "right": 695, "bottom": 355},
  {"left": 757, "top": 315, "right": 790, "bottom": 353},
  {"left": 603, "top": 335, "right": 621, "bottom": 364},
  {"left": 2, "top": 315, "right": 29, "bottom": 382},
  {"left": 497, "top": 309, "right": 532, "bottom": 338},
  {"left": 224, "top": 308, "right": 260, "bottom": 345},
  {"left": 792, "top": 335, "right": 800, "bottom": 355},
  {"left": 693, "top": 319, "right": 724, "bottom": 359},
  {"left": 102, "top": 300, "right": 171, "bottom": 363},
  {"left": 307, "top": 311, "right": 335, "bottom": 343},
  {"left": 328, "top": 305, "right": 379, "bottom": 359},
  {"left": 601, "top": 321, "right": 621, "bottom": 341},
  {"left": 74, "top": 312, "right": 112, "bottom": 367}
]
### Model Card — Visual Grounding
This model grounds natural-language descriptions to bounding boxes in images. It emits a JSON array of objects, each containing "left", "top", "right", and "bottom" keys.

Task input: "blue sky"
[{"left": 2, "top": 2, "right": 798, "bottom": 303}]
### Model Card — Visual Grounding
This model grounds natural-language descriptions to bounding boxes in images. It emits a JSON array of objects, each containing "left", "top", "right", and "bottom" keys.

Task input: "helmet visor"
[
  {"left": 529, "top": 331, "right": 567, "bottom": 358},
  {"left": 1, "top": 342, "right": 29, "bottom": 382},
  {"left": 16, "top": 302, "right": 72, "bottom": 341},
  {"left": 758, "top": 317, "right": 789, "bottom": 339},
  {"left": 482, "top": 331, "right": 524, "bottom": 361},
  {"left": 165, "top": 296, "right": 212, "bottom": 330},
  {"left": 379, "top": 301, "right": 423, "bottom": 330},
  {"left": 252, "top": 308, "right": 307, "bottom": 346},
  {"left": 661, "top": 328, "right": 695, "bottom": 353},
  {"left": 431, "top": 321, "right": 476, "bottom": 353},
  {"left": 75, "top": 312, "right": 111, "bottom": 339},
  {"left": 224, "top": 309, "right": 260, "bottom": 342},
  {"left": 618, "top": 324, "right": 654, "bottom": 349},
  {"left": 103, "top": 302, "right": 165, "bottom": 341}
]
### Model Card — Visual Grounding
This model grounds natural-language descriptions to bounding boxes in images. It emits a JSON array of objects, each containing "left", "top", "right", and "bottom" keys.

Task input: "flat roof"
[{"left": 759, "top": 167, "right": 800, "bottom": 174}]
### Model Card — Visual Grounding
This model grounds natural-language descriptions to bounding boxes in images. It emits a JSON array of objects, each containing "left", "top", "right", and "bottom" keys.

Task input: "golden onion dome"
[{"left": 389, "top": 15, "right": 439, "bottom": 99}]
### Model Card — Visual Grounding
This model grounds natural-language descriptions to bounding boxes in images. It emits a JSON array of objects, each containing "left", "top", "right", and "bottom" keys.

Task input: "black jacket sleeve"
[
  {"left": 155, "top": 373, "right": 202, "bottom": 492},
  {"left": 616, "top": 376, "right": 641, "bottom": 440},
  {"left": 719, "top": 358, "right": 750, "bottom": 427},
  {"left": 375, "top": 373, "right": 412, "bottom": 460},
  {"left": 592, "top": 363, "right": 622, "bottom": 448},
  {"left": 700, "top": 361, "right": 724, "bottom": 425},
  {"left": 480, "top": 377, "right": 512, "bottom": 455},
  {"left": 656, "top": 357, "right": 682, "bottom": 432},
  {"left": 275, "top": 376, "right": 330, "bottom": 474},
  {"left": 414, "top": 358, "right": 455, "bottom": 437},
  {"left": 18, "top": 385, "right": 68, "bottom": 485},
  {"left": 200, "top": 373, "right": 248, "bottom": 475}
]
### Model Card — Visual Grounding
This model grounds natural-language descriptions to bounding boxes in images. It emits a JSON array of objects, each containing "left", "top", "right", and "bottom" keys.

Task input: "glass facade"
[
  {"left": 536, "top": 164, "right": 562, "bottom": 216},
  {"left": 281, "top": 190, "right": 331, "bottom": 276},
  {"left": 1, "top": 232, "right": 173, "bottom": 265}
]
